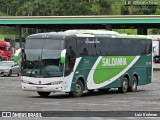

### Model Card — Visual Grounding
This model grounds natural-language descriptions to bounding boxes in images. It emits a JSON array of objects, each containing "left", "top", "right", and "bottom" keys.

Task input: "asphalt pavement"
[{"left": 0, "top": 70, "right": 160, "bottom": 120}]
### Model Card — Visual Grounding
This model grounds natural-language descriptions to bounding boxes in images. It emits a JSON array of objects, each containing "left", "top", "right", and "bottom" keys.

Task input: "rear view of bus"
[{"left": 21, "top": 30, "right": 152, "bottom": 97}]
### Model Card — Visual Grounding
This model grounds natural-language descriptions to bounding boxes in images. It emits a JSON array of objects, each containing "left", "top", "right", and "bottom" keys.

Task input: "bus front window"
[
  {"left": 0, "top": 46, "right": 5, "bottom": 50},
  {"left": 22, "top": 39, "right": 64, "bottom": 77}
]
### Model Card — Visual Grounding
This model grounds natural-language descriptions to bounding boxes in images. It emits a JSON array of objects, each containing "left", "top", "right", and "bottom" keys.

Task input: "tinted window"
[
  {"left": 159, "top": 42, "right": 160, "bottom": 55},
  {"left": 25, "top": 39, "right": 44, "bottom": 49},
  {"left": 110, "top": 39, "right": 129, "bottom": 55},
  {"left": 130, "top": 40, "right": 146, "bottom": 55},
  {"left": 110, "top": 38, "right": 152, "bottom": 56},
  {"left": 43, "top": 39, "right": 64, "bottom": 50},
  {"left": 77, "top": 37, "right": 99, "bottom": 56},
  {"left": 65, "top": 37, "right": 77, "bottom": 75},
  {"left": 96, "top": 38, "right": 110, "bottom": 56},
  {"left": 145, "top": 40, "right": 152, "bottom": 55},
  {"left": 26, "top": 39, "right": 64, "bottom": 50},
  {"left": 77, "top": 37, "right": 151, "bottom": 57},
  {"left": 0, "top": 46, "right": 6, "bottom": 50}
]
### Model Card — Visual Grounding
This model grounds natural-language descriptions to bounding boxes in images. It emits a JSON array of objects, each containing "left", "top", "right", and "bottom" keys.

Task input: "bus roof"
[
  {"left": 147, "top": 35, "right": 160, "bottom": 40},
  {"left": 65, "top": 30, "right": 119, "bottom": 35},
  {"left": 113, "top": 35, "right": 151, "bottom": 39},
  {"left": 27, "top": 32, "right": 76, "bottom": 39},
  {"left": 27, "top": 30, "right": 119, "bottom": 39},
  {"left": 27, "top": 30, "right": 151, "bottom": 40}
]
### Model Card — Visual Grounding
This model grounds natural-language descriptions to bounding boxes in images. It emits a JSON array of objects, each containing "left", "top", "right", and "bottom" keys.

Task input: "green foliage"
[
  {"left": 0, "top": 26, "right": 15, "bottom": 34},
  {"left": 0, "top": 26, "right": 15, "bottom": 41},
  {"left": 113, "top": 29, "right": 137, "bottom": 35},
  {"left": 0, "top": 12, "right": 7, "bottom": 16},
  {"left": 150, "top": 29, "right": 160, "bottom": 34},
  {"left": 0, "top": 0, "right": 159, "bottom": 16}
]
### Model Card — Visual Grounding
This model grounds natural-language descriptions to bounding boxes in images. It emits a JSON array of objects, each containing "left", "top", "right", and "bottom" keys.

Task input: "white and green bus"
[{"left": 21, "top": 30, "right": 152, "bottom": 97}]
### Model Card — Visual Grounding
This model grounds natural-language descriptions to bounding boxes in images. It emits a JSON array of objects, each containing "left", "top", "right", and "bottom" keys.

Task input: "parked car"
[{"left": 0, "top": 61, "right": 20, "bottom": 76}]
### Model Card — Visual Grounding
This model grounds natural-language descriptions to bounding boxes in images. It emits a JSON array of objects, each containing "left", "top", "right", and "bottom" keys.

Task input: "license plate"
[{"left": 36, "top": 87, "right": 43, "bottom": 91}]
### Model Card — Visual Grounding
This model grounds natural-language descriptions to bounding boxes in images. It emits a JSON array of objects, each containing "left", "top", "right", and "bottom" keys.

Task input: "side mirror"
[{"left": 60, "top": 49, "right": 66, "bottom": 64}]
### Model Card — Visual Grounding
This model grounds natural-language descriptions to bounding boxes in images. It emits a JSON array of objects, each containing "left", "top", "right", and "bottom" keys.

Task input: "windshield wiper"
[
  {"left": 29, "top": 57, "right": 50, "bottom": 77},
  {"left": 29, "top": 56, "right": 41, "bottom": 77}
]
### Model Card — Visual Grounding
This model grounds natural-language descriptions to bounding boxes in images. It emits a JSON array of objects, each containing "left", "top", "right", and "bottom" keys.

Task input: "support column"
[
  {"left": 106, "top": 25, "right": 112, "bottom": 31},
  {"left": 15, "top": 25, "right": 22, "bottom": 48},
  {"left": 137, "top": 28, "right": 147, "bottom": 35}
]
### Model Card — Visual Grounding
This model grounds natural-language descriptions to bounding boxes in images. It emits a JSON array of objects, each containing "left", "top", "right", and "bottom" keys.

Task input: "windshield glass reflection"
[{"left": 22, "top": 39, "right": 64, "bottom": 77}]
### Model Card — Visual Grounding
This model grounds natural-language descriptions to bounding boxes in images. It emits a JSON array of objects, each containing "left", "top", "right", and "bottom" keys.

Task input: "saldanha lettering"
[{"left": 102, "top": 58, "right": 127, "bottom": 66}]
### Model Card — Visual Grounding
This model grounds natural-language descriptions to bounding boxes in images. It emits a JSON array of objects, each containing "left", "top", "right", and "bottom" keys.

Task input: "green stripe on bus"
[
  {"left": 93, "top": 56, "right": 136, "bottom": 84},
  {"left": 114, "top": 35, "right": 148, "bottom": 39}
]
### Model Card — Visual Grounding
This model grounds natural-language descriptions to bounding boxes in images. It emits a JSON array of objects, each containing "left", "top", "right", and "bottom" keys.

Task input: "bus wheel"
[
  {"left": 37, "top": 92, "right": 51, "bottom": 97},
  {"left": 69, "top": 80, "right": 84, "bottom": 97},
  {"left": 118, "top": 77, "right": 128, "bottom": 93},
  {"left": 128, "top": 76, "right": 138, "bottom": 92}
]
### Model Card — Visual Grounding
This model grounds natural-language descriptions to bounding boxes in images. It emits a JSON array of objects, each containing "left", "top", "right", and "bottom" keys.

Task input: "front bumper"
[
  {"left": 0, "top": 71, "right": 9, "bottom": 76},
  {"left": 21, "top": 83, "right": 63, "bottom": 92}
]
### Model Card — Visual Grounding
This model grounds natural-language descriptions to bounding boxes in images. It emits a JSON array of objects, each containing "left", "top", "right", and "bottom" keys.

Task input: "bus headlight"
[{"left": 51, "top": 81, "right": 63, "bottom": 85}]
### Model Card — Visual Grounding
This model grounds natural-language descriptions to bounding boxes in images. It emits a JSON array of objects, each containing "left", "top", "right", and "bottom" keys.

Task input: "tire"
[
  {"left": 37, "top": 92, "right": 51, "bottom": 97},
  {"left": 118, "top": 77, "right": 129, "bottom": 93},
  {"left": 69, "top": 80, "right": 84, "bottom": 97},
  {"left": 8, "top": 70, "right": 12, "bottom": 77},
  {"left": 128, "top": 76, "right": 138, "bottom": 92}
]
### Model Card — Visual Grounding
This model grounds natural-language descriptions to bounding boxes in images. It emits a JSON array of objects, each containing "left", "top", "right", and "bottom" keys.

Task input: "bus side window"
[
  {"left": 96, "top": 38, "right": 110, "bottom": 56},
  {"left": 146, "top": 40, "right": 152, "bottom": 55},
  {"left": 77, "top": 37, "right": 97, "bottom": 56},
  {"left": 77, "top": 38, "right": 87, "bottom": 57},
  {"left": 65, "top": 37, "right": 76, "bottom": 75}
]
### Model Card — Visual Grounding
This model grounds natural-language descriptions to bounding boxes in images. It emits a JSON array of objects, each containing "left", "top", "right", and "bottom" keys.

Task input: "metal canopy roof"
[
  {"left": 0, "top": 15, "right": 159, "bottom": 24},
  {"left": 1, "top": 15, "right": 160, "bottom": 29}
]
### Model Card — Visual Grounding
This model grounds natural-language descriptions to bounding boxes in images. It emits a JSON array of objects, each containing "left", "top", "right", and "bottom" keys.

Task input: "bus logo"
[
  {"left": 85, "top": 38, "right": 100, "bottom": 44},
  {"left": 102, "top": 58, "right": 127, "bottom": 66},
  {"left": 38, "top": 81, "right": 41, "bottom": 84}
]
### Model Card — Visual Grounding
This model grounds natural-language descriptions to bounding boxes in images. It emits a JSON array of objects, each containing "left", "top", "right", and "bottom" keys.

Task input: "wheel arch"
[
  {"left": 77, "top": 76, "right": 85, "bottom": 90},
  {"left": 8, "top": 69, "right": 12, "bottom": 76},
  {"left": 123, "top": 73, "right": 130, "bottom": 82},
  {"left": 69, "top": 76, "right": 85, "bottom": 97},
  {"left": 71, "top": 75, "right": 86, "bottom": 91}
]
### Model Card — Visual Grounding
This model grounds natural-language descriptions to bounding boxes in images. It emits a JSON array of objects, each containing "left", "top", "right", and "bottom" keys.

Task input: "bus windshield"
[
  {"left": 22, "top": 39, "right": 65, "bottom": 77},
  {"left": 0, "top": 46, "right": 6, "bottom": 50}
]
